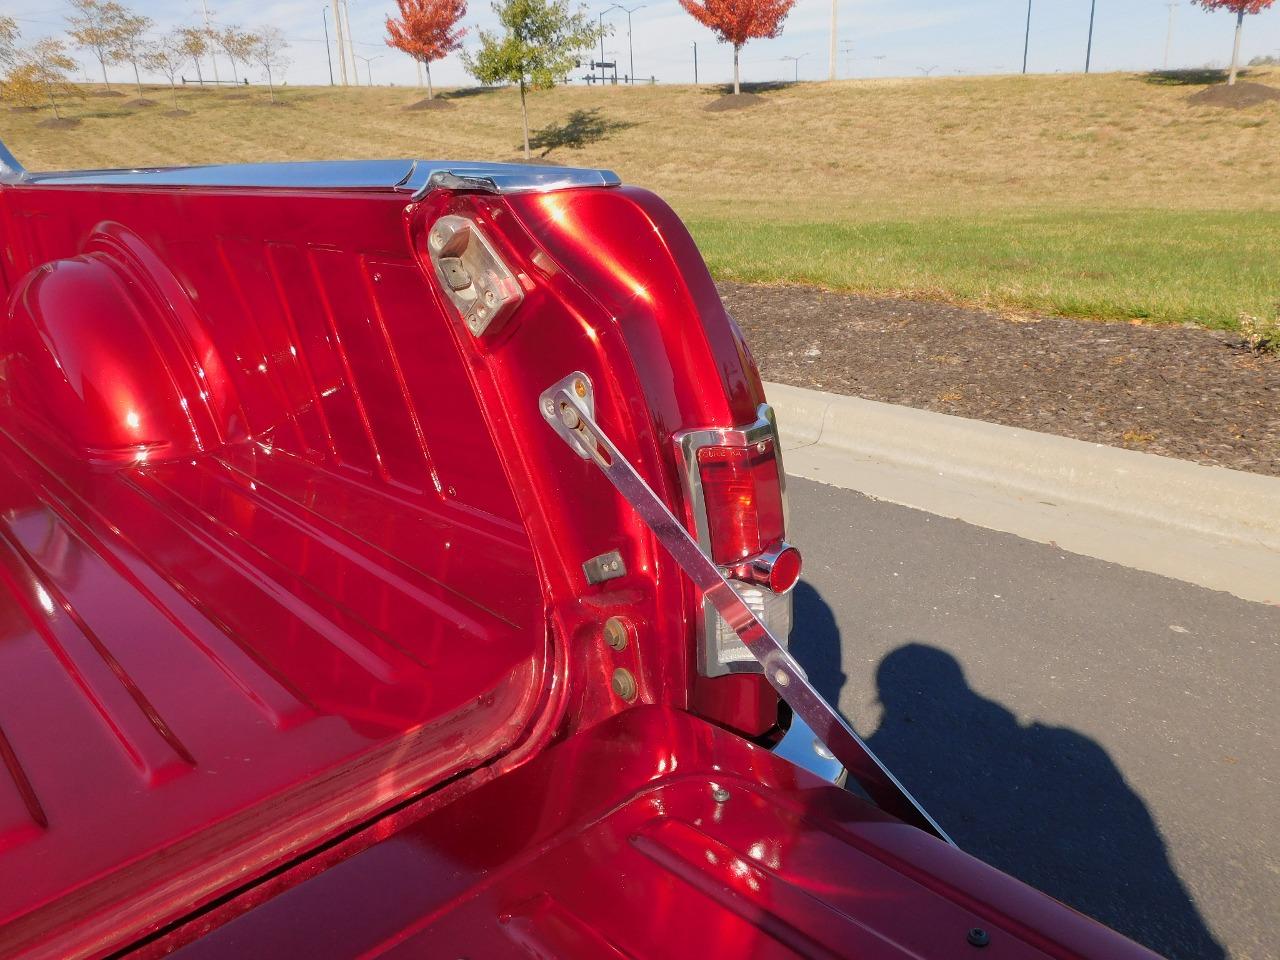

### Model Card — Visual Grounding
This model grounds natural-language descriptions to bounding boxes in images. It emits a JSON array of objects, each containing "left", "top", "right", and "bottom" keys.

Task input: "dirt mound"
[
  {"left": 705, "top": 92, "right": 764, "bottom": 112},
  {"left": 90, "top": 89, "right": 124, "bottom": 98},
  {"left": 161, "top": 109, "right": 192, "bottom": 118},
  {"left": 1188, "top": 81, "right": 1280, "bottom": 109},
  {"left": 8, "top": 105, "right": 38, "bottom": 113},
  {"left": 36, "top": 117, "right": 81, "bottom": 129},
  {"left": 124, "top": 97, "right": 157, "bottom": 108},
  {"left": 405, "top": 97, "right": 455, "bottom": 111}
]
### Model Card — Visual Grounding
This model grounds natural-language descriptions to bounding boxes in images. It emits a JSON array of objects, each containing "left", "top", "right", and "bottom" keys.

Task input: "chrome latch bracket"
[{"left": 539, "top": 370, "right": 954, "bottom": 845}]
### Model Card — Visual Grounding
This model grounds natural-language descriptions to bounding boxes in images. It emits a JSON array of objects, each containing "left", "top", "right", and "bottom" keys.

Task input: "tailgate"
[{"left": 159, "top": 706, "right": 1159, "bottom": 960}]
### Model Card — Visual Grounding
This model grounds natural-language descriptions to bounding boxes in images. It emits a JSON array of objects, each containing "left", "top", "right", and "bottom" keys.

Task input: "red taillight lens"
[
  {"left": 766, "top": 545, "right": 803, "bottom": 594},
  {"left": 696, "top": 440, "right": 785, "bottom": 564}
]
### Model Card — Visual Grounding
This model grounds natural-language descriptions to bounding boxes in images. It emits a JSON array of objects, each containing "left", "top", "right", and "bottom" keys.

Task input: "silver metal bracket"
[
  {"left": 425, "top": 215, "right": 523, "bottom": 337},
  {"left": 539, "top": 371, "right": 953, "bottom": 845}
]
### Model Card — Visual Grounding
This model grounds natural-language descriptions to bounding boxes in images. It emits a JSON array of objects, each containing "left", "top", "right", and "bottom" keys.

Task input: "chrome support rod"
[
  {"left": 540, "top": 371, "right": 953, "bottom": 845},
  {"left": 0, "top": 138, "right": 26, "bottom": 184}
]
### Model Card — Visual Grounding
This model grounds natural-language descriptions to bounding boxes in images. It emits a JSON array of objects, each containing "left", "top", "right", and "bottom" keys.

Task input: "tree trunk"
[
  {"left": 229, "top": 57, "right": 238, "bottom": 82},
  {"left": 100, "top": 56, "right": 110, "bottom": 90},
  {"left": 416, "top": 60, "right": 423, "bottom": 89},
  {"left": 47, "top": 85, "right": 61, "bottom": 119},
  {"left": 133, "top": 61, "right": 143, "bottom": 96},
  {"left": 733, "top": 45, "right": 741, "bottom": 95},
  {"left": 519, "top": 80, "right": 530, "bottom": 160},
  {"left": 195, "top": 60, "right": 204, "bottom": 87},
  {"left": 426, "top": 61, "right": 434, "bottom": 100},
  {"left": 1228, "top": 9, "right": 1244, "bottom": 86},
  {"left": 266, "top": 67, "right": 276, "bottom": 103},
  {"left": 170, "top": 80, "right": 179, "bottom": 110}
]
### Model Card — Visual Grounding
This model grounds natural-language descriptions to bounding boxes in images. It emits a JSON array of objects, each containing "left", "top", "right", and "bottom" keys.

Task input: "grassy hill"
[{"left": 3, "top": 71, "right": 1278, "bottom": 328}]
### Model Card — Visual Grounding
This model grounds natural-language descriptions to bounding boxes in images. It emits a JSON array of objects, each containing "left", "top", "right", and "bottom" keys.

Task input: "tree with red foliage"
[
  {"left": 679, "top": 0, "right": 796, "bottom": 95},
  {"left": 1193, "top": 0, "right": 1276, "bottom": 85},
  {"left": 386, "top": 0, "right": 467, "bottom": 100}
]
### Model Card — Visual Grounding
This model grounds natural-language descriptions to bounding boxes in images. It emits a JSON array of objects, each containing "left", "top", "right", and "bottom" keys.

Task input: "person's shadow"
[{"left": 789, "top": 583, "right": 1225, "bottom": 960}]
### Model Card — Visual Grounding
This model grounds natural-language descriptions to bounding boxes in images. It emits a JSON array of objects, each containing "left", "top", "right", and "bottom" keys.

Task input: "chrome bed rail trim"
[{"left": 0, "top": 138, "right": 619, "bottom": 196}]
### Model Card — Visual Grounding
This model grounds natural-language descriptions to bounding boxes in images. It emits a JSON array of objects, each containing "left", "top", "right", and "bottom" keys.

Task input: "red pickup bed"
[{"left": 0, "top": 153, "right": 1158, "bottom": 959}]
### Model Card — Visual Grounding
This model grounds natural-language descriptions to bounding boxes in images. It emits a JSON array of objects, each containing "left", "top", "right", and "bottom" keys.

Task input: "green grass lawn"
[{"left": 688, "top": 209, "right": 1280, "bottom": 328}]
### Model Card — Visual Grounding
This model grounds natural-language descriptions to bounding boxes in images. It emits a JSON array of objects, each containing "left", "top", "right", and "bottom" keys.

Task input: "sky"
[{"left": 5, "top": 0, "right": 1280, "bottom": 89}]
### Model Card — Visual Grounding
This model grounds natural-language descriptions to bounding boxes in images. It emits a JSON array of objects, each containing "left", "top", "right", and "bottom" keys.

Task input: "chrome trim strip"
[
  {"left": 7, "top": 153, "right": 620, "bottom": 196},
  {"left": 0, "top": 139, "right": 26, "bottom": 184},
  {"left": 540, "top": 371, "right": 952, "bottom": 844}
]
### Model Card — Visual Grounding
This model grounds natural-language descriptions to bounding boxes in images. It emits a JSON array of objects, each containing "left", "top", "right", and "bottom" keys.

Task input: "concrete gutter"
[{"left": 766, "top": 381, "right": 1280, "bottom": 605}]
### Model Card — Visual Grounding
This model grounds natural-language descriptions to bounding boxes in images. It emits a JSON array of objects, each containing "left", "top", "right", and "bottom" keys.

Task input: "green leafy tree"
[
  {"left": 0, "top": 16, "right": 19, "bottom": 69},
  {"left": 463, "top": 0, "right": 598, "bottom": 160},
  {"left": 67, "top": 0, "right": 128, "bottom": 88},
  {"left": 143, "top": 31, "right": 189, "bottom": 110},
  {"left": 113, "top": 9, "right": 154, "bottom": 96}
]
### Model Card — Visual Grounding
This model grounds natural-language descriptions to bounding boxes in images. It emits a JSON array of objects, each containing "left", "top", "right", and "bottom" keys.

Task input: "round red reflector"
[{"left": 767, "top": 545, "right": 803, "bottom": 594}]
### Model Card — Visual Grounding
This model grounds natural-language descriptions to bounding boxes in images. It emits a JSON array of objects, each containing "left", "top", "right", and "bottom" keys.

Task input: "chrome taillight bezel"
[{"left": 674, "top": 404, "right": 793, "bottom": 678}]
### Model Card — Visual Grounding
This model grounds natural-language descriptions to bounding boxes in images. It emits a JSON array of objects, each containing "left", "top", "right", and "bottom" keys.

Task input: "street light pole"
[
  {"left": 598, "top": 10, "right": 607, "bottom": 85},
  {"left": 321, "top": 6, "right": 335, "bottom": 85},
  {"left": 605, "top": 5, "right": 644, "bottom": 84},
  {"left": 356, "top": 54, "right": 380, "bottom": 86},
  {"left": 1085, "top": 0, "right": 1097, "bottom": 73},
  {"left": 1022, "top": 0, "right": 1032, "bottom": 74},
  {"left": 829, "top": 0, "right": 837, "bottom": 81},
  {"left": 1163, "top": 2, "right": 1177, "bottom": 70},
  {"left": 782, "top": 53, "right": 808, "bottom": 82},
  {"left": 692, "top": 41, "right": 698, "bottom": 84}
]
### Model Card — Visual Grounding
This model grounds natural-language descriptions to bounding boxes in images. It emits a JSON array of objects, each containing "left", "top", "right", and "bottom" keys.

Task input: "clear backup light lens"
[{"left": 711, "top": 582, "right": 793, "bottom": 672}]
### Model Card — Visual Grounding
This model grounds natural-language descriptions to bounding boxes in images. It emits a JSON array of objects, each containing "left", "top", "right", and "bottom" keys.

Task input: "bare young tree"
[
  {"left": 248, "top": 27, "right": 290, "bottom": 103},
  {"left": 0, "top": 15, "right": 19, "bottom": 69},
  {"left": 113, "top": 9, "right": 153, "bottom": 97},
  {"left": 218, "top": 26, "right": 255, "bottom": 84},
  {"left": 67, "top": 0, "right": 128, "bottom": 88},
  {"left": 2, "top": 38, "right": 79, "bottom": 120},
  {"left": 143, "top": 31, "right": 189, "bottom": 111},
  {"left": 178, "top": 26, "right": 208, "bottom": 87}
]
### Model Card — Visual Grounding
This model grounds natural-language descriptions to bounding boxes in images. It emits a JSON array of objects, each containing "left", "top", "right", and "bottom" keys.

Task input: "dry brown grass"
[
  {"left": 3, "top": 72, "right": 1277, "bottom": 326},
  {"left": 4, "top": 71, "right": 1278, "bottom": 220}
]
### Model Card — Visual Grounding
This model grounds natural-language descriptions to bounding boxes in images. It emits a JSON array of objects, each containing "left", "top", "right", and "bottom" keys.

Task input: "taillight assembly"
[
  {"left": 696, "top": 440, "right": 785, "bottom": 564},
  {"left": 675, "top": 406, "right": 802, "bottom": 678}
]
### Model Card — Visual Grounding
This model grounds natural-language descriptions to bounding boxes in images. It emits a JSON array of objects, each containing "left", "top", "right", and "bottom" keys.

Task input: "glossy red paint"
[
  {"left": 0, "top": 175, "right": 780, "bottom": 958},
  {"left": 158, "top": 706, "right": 1161, "bottom": 960},
  {"left": 0, "top": 169, "right": 1158, "bottom": 960}
]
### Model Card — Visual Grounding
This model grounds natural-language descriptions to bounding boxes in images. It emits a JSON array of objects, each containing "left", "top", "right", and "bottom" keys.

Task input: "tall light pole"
[
  {"left": 782, "top": 52, "right": 808, "bottom": 82},
  {"left": 332, "top": 0, "right": 348, "bottom": 85},
  {"left": 606, "top": 4, "right": 644, "bottom": 83},
  {"left": 356, "top": 53, "right": 380, "bottom": 86},
  {"left": 597, "top": 9, "right": 608, "bottom": 85},
  {"left": 1163, "top": 2, "right": 1177, "bottom": 69},
  {"left": 692, "top": 41, "right": 698, "bottom": 84},
  {"left": 342, "top": 0, "right": 358, "bottom": 86},
  {"left": 828, "top": 0, "right": 837, "bottom": 80},
  {"left": 1085, "top": 0, "right": 1097, "bottom": 73},
  {"left": 321, "top": 5, "right": 335, "bottom": 85},
  {"left": 1022, "top": 0, "right": 1032, "bottom": 73}
]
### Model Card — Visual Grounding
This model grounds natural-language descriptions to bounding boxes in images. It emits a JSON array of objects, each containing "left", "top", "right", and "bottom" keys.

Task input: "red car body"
[{"left": 0, "top": 149, "right": 1159, "bottom": 959}]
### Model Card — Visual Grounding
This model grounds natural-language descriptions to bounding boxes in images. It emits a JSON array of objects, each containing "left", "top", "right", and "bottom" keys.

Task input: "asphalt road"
[{"left": 785, "top": 477, "right": 1279, "bottom": 960}]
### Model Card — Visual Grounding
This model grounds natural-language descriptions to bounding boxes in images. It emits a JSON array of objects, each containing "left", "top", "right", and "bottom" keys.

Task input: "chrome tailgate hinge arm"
[{"left": 539, "top": 372, "right": 953, "bottom": 846}]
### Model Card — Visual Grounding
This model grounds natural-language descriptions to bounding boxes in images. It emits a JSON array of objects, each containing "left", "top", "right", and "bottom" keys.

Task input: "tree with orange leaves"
[
  {"left": 387, "top": 0, "right": 467, "bottom": 100},
  {"left": 679, "top": 0, "right": 796, "bottom": 96},
  {"left": 1193, "top": 0, "right": 1276, "bottom": 86}
]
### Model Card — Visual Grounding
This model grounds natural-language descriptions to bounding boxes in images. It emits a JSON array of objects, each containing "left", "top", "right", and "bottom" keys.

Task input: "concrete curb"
[{"left": 765, "top": 381, "right": 1280, "bottom": 603}]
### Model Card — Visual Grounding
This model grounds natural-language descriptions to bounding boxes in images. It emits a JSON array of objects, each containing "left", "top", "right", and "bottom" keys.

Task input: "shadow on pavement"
[{"left": 789, "top": 583, "right": 1224, "bottom": 960}]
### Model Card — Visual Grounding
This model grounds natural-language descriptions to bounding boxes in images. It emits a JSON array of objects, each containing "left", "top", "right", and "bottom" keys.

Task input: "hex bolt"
[
  {"left": 603, "top": 617, "right": 629, "bottom": 651},
  {"left": 611, "top": 667, "right": 637, "bottom": 701},
  {"left": 712, "top": 786, "right": 730, "bottom": 803}
]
